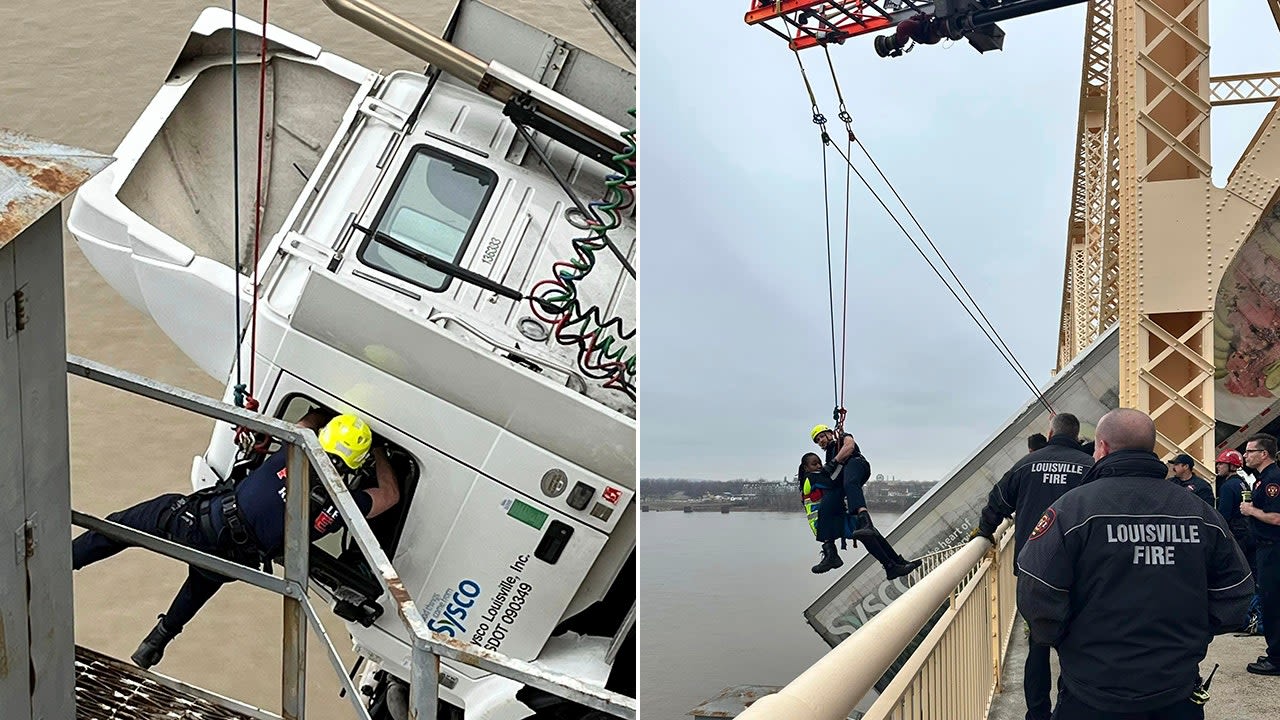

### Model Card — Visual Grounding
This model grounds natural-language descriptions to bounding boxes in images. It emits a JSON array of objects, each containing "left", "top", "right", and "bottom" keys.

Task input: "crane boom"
[{"left": 746, "top": 0, "right": 1086, "bottom": 54}]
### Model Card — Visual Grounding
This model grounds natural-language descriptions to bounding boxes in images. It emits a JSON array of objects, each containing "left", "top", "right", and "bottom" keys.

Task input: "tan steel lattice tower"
[{"left": 1057, "top": 1, "right": 1280, "bottom": 467}]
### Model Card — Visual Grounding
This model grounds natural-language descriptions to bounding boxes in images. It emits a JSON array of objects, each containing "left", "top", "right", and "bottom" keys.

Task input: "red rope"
[{"left": 248, "top": 0, "right": 270, "bottom": 395}]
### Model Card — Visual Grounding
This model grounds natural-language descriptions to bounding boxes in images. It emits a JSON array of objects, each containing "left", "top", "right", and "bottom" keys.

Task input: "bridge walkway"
[{"left": 987, "top": 622, "right": 1272, "bottom": 720}]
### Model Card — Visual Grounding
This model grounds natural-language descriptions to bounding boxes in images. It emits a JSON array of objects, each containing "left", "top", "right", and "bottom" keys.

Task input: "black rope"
[
  {"left": 794, "top": 47, "right": 1055, "bottom": 417},
  {"left": 853, "top": 136, "right": 1051, "bottom": 412},
  {"left": 821, "top": 135, "right": 839, "bottom": 409},
  {"left": 839, "top": 131, "right": 851, "bottom": 412},
  {"left": 825, "top": 46, "right": 854, "bottom": 414},
  {"left": 230, "top": 2, "right": 245, "bottom": 405},
  {"left": 794, "top": 50, "right": 841, "bottom": 411},
  {"left": 815, "top": 46, "right": 1053, "bottom": 415},
  {"left": 827, "top": 141, "right": 1055, "bottom": 414}
]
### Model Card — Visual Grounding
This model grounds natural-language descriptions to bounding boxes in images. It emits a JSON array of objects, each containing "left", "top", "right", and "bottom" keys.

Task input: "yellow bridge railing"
[
  {"left": 738, "top": 521, "right": 1017, "bottom": 720},
  {"left": 865, "top": 525, "right": 1017, "bottom": 720}
]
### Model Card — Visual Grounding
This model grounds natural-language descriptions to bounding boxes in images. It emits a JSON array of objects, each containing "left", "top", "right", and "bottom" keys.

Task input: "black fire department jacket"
[
  {"left": 1016, "top": 450, "right": 1254, "bottom": 713},
  {"left": 978, "top": 434, "right": 1093, "bottom": 559},
  {"left": 1172, "top": 474, "right": 1216, "bottom": 507}
]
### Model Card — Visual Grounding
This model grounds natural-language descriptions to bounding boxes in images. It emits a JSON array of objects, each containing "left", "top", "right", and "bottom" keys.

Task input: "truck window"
[{"left": 359, "top": 145, "right": 497, "bottom": 291}]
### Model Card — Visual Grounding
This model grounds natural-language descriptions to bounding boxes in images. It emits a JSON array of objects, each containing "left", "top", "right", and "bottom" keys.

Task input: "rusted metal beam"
[
  {"left": 66, "top": 355, "right": 307, "bottom": 444},
  {"left": 5, "top": 130, "right": 110, "bottom": 720},
  {"left": 415, "top": 632, "right": 637, "bottom": 718},
  {"left": 411, "top": 638, "right": 442, "bottom": 720},
  {"left": 606, "top": 602, "right": 635, "bottom": 664},
  {"left": 298, "top": 598, "right": 374, "bottom": 720},
  {"left": 0, "top": 129, "right": 112, "bottom": 247}
]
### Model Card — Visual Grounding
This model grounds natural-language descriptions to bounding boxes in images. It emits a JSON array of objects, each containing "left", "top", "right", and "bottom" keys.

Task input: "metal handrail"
[
  {"left": 736, "top": 521, "right": 1014, "bottom": 720},
  {"left": 865, "top": 526, "right": 1018, "bottom": 720},
  {"left": 915, "top": 541, "right": 967, "bottom": 575},
  {"left": 67, "top": 354, "right": 635, "bottom": 719}
]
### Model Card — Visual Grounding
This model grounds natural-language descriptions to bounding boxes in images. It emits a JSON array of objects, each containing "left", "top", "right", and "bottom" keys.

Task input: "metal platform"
[{"left": 75, "top": 646, "right": 271, "bottom": 720}]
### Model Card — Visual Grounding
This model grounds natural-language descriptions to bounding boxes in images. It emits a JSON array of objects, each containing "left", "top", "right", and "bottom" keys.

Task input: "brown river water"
[{"left": 0, "top": 1, "right": 629, "bottom": 716}]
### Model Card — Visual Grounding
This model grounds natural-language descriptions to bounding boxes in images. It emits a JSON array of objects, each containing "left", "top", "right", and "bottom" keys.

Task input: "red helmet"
[{"left": 1216, "top": 449, "right": 1243, "bottom": 468}]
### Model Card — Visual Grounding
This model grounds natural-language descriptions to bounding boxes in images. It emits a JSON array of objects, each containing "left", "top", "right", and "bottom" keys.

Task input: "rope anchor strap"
[{"left": 231, "top": 384, "right": 265, "bottom": 453}]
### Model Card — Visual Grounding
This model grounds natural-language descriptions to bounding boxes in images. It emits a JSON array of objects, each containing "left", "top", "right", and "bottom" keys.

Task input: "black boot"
[
  {"left": 850, "top": 510, "right": 877, "bottom": 539},
  {"left": 890, "top": 549, "right": 922, "bottom": 576},
  {"left": 862, "top": 534, "right": 896, "bottom": 573},
  {"left": 864, "top": 534, "right": 921, "bottom": 580},
  {"left": 886, "top": 557, "right": 922, "bottom": 580},
  {"left": 811, "top": 541, "right": 843, "bottom": 574},
  {"left": 131, "top": 615, "right": 179, "bottom": 669}
]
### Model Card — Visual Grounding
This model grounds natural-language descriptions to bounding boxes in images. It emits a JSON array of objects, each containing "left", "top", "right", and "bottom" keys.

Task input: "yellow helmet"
[
  {"left": 810, "top": 424, "right": 832, "bottom": 442},
  {"left": 319, "top": 414, "right": 373, "bottom": 469}
]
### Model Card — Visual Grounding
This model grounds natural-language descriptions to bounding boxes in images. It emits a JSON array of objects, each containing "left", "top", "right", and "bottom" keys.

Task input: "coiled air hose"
[{"left": 530, "top": 111, "right": 637, "bottom": 400}]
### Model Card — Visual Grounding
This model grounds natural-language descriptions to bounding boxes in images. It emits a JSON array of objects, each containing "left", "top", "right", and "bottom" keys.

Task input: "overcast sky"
[{"left": 638, "top": 3, "right": 1275, "bottom": 482}]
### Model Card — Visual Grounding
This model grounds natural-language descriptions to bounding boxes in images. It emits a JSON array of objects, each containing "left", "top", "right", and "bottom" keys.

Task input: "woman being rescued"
[{"left": 799, "top": 449, "right": 921, "bottom": 580}]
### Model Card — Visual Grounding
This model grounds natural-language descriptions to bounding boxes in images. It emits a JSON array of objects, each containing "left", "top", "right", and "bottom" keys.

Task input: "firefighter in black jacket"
[
  {"left": 975, "top": 412, "right": 1093, "bottom": 720},
  {"left": 1241, "top": 432, "right": 1280, "bottom": 675},
  {"left": 1216, "top": 449, "right": 1262, "bottom": 634},
  {"left": 1168, "top": 453, "right": 1215, "bottom": 506},
  {"left": 1018, "top": 409, "right": 1253, "bottom": 719}
]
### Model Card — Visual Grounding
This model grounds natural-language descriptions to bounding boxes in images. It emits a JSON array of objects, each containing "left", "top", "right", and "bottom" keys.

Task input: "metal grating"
[
  {"left": 744, "top": 1, "right": 907, "bottom": 50},
  {"left": 75, "top": 646, "right": 261, "bottom": 720}
]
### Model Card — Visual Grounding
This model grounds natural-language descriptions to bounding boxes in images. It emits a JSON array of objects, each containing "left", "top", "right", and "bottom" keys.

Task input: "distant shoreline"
[
  {"left": 640, "top": 497, "right": 923, "bottom": 513},
  {"left": 640, "top": 477, "right": 932, "bottom": 514}
]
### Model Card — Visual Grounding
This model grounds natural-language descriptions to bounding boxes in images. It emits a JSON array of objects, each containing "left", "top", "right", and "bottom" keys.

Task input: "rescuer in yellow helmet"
[
  {"left": 70, "top": 407, "right": 402, "bottom": 670},
  {"left": 811, "top": 424, "right": 831, "bottom": 442},
  {"left": 319, "top": 413, "right": 375, "bottom": 470},
  {"left": 805, "top": 419, "right": 921, "bottom": 579}
]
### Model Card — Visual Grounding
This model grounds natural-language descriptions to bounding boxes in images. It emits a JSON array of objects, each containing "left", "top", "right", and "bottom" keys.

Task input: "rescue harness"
[{"left": 158, "top": 479, "right": 267, "bottom": 570}]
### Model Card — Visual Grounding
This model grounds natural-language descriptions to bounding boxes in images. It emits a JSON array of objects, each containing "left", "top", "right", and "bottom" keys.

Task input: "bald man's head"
[{"left": 1094, "top": 408, "right": 1156, "bottom": 459}]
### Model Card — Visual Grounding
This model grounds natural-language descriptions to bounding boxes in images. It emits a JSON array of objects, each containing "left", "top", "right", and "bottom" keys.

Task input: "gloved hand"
[
  {"left": 969, "top": 525, "right": 994, "bottom": 542},
  {"left": 822, "top": 460, "right": 841, "bottom": 476}
]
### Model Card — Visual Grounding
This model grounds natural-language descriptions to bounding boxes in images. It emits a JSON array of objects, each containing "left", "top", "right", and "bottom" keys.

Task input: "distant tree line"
[
  {"left": 640, "top": 477, "right": 936, "bottom": 512},
  {"left": 640, "top": 478, "right": 790, "bottom": 497},
  {"left": 639, "top": 478, "right": 796, "bottom": 511}
]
